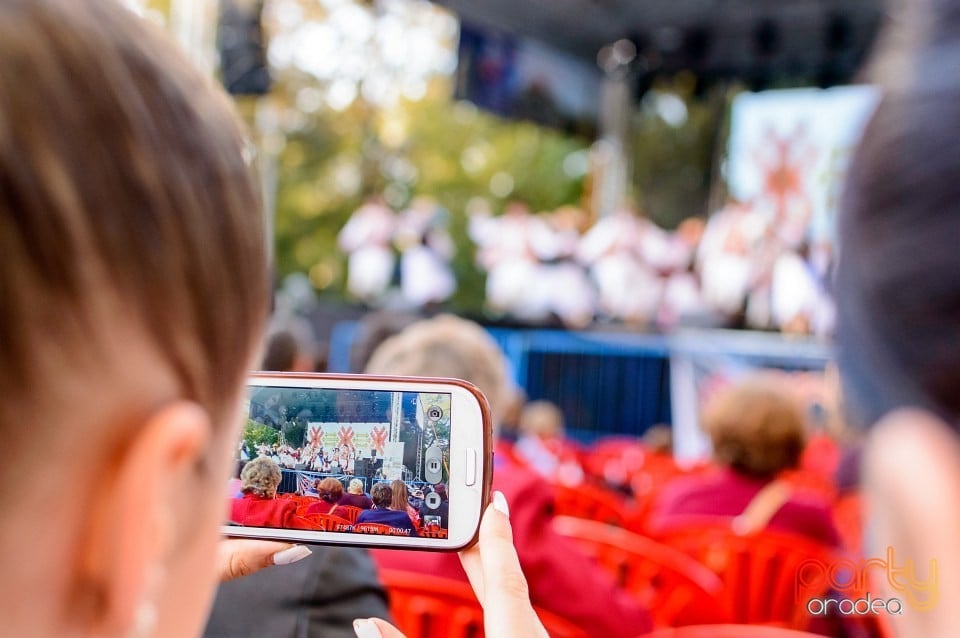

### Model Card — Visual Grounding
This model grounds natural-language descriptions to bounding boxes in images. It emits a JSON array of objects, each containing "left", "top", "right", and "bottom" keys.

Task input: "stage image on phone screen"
[{"left": 229, "top": 386, "right": 452, "bottom": 539}]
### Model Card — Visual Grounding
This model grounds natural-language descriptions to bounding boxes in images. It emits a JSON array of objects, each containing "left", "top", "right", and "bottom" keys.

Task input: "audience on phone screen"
[
  {"left": 339, "top": 479, "right": 375, "bottom": 509},
  {"left": 356, "top": 484, "right": 420, "bottom": 536},
  {"left": 365, "top": 315, "right": 653, "bottom": 637}
]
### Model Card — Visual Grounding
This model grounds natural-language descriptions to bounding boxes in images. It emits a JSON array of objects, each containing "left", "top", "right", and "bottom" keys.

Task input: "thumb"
[
  {"left": 475, "top": 492, "right": 547, "bottom": 638},
  {"left": 353, "top": 618, "right": 406, "bottom": 638}
]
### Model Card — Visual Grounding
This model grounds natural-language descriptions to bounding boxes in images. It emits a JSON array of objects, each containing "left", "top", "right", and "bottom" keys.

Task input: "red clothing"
[
  {"left": 371, "top": 444, "right": 652, "bottom": 638},
  {"left": 649, "top": 468, "right": 840, "bottom": 546},
  {"left": 305, "top": 500, "right": 337, "bottom": 516},
  {"left": 230, "top": 493, "right": 297, "bottom": 529},
  {"left": 337, "top": 493, "right": 373, "bottom": 509}
]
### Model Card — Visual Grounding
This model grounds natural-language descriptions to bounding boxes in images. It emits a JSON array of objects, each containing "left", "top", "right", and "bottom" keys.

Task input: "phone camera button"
[{"left": 464, "top": 448, "right": 477, "bottom": 486}]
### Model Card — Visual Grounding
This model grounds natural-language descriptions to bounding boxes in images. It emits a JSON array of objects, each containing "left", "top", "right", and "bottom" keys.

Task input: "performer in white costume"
[
  {"left": 578, "top": 208, "right": 661, "bottom": 323},
  {"left": 338, "top": 197, "right": 397, "bottom": 303},
  {"left": 395, "top": 197, "right": 457, "bottom": 308}
]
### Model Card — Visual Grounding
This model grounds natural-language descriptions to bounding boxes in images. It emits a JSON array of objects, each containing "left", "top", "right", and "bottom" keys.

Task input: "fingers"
[
  {"left": 216, "top": 539, "right": 311, "bottom": 582},
  {"left": 353, "top": 618, "right": 405, "bottom": 638},
  {"left": 460, "top": 491, "right": 549, "bottom": 638}
]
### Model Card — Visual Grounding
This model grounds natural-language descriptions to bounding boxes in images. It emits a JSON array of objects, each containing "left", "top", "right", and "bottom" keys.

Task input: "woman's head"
[
  {"left": 348, "top": 478, "right": 365, "bottom": 495},
  {"left": 703, "top": 378, "right": 806, "bottom": 479},
  {"left": 370, "top": 483, "right": 393, "bottom": 508},
  {"left": 364, "top": 315, "right": 513, "bottom": 427},
  {"left": 240, "top": 458, "right": 283, "bottom": 499},
  {"left": 390, "top": 480, "right": 410, "bottom": 510},
  {"left": 519, "top": 401, "right": 565, "bottom": 439},
  {"left": 0, "top": 1, "right": 266, "bottom": 635},
  {"left": 835, "top": 9, "right": 960, "bottom": 429},
  {"left": 317, "top": 477, "right": 345, "bottom": 504}
]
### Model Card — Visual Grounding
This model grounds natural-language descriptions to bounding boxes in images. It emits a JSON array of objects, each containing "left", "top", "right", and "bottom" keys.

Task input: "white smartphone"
[{"left": 223, "top": 373, "right": 493, "bottom": 551}]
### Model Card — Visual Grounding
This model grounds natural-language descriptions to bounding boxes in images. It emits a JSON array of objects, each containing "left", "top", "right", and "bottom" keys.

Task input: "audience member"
[
  {"left": 649, "top": 378, "right": 840, "bottom": 545},
  {"left": 356, "top": 484, "right": 419, "bottom": 536},
  {"left": 339, "top": 478, "right": 375, "bottom": 509},
  {"left": 515, "top": 400, "right": 583, "bottom": 484},
  {"left": 390, "top": 479, "right": 420, "bottom": 526},
  {"left": 306, "top": 478, "right": 346, "bottom": 516},
  {"left": 832, "top": 4, "right": 960, "bottom": 633},
  {"left": 365, "top": 315, "right": 652, "bottom": 637},
  {"left": 230, "top": 458, "right": 298, "bottom": 529}
]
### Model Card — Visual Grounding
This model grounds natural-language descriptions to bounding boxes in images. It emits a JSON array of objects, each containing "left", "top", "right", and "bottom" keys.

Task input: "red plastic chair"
[
  {"left": 832, "top": 492, "right": 863, "bottom": 554},
  {"left": 654, "top": 522, "right": 836, "bottom": 629},
  {"left": 333, "top": 505, "right": 363, "bottom": 523},
  {"left": 551, "top": 483, "right": 633, "bottom": 527},
  {"left": 419, "top": 528, "right": 448, "bottom": 539},
  {"left": 379, "top": 570, "right": 590, "bottom": 638},
  {"left": 552, "top": 516, "right": 727, "bottom": 627},
  {"left": 639, "top": 624, "right": 827, "bottom": 638},
  {"left": 296, "top": 513, "right": 352, "bottom": 532}
]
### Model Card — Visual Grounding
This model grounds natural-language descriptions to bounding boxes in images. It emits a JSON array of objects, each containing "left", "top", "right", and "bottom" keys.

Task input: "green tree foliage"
[{"left": 244, "top": 419, "right": 279, "bottom": 450}]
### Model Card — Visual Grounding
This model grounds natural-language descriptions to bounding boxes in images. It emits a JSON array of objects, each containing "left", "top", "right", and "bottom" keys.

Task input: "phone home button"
[{"left": 464, "top": 448, "right": 478, "bottom": 486}]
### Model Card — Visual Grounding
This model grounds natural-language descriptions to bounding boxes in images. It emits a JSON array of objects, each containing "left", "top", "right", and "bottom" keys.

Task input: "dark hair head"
[
  {"left": 261, "top": 331, "right": 298, "bottom": 372},
  {"left": 835, "top": 7, "right": 960, "bottom": 428},
  {"left": 433, "top": 483, "right": 448, "bottom": 500},
  {"left": 370, "top": 482, "right": 393, "bottom": 508}
]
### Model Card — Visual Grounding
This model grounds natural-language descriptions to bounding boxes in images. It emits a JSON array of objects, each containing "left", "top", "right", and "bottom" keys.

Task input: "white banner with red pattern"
[{"left": 306, "top": 422, "right": 390, "bottom": 456}]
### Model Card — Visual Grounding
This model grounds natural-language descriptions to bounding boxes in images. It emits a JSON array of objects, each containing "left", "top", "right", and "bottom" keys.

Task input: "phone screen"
[{"left": 229, "top": 385, "right": 452, "bottom": 540}]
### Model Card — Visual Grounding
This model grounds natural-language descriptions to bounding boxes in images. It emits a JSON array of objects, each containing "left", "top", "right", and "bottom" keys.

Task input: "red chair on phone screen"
[
  {"left": 553, "top": 516, "right": 727, "bottom": 627},
  {"left": 333, "top": 505, "right": 363, "bottom": 523},
  {"left": 378, "top": 570, "right": 589, "bottom": 638}
]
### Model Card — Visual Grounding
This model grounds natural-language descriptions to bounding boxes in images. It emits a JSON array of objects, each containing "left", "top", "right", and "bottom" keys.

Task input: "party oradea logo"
[{"left": 796, "top": 547, "right": 937, "bottom": 616}]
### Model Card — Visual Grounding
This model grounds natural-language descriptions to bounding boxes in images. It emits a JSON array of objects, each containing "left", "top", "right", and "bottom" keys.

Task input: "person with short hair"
[
  {"left": 230, "top": 457, "right": 298, "bottom": 529},
  {"left": 649, "top": 378, "right": 840, "bottom": 544},
  {"left": 338, "top": 479, "right": 374, "bottom": 510},
  {"left": 306, "top": 478, "right": 346, "bottom": 516},
  {"left": 356, "top": 484, "right": 419, "bottom": 536}
]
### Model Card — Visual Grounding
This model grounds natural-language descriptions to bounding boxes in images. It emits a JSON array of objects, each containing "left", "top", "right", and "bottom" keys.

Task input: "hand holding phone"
[{"left": 224, "top": 373, "right": 493, "bottom": 551}]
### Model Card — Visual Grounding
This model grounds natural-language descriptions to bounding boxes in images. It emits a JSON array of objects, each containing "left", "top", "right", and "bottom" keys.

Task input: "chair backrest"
[
  {"left": 551, "top": 483, "right": 631, "bottom": 527},
  {"left": 334, "top": 505, "right": 363, "bottom": 523},
  {"left": 379, "top": 570, "right": 590, "bottom": 638},
  {"left": 302, "top": 513, "right": 352, "bottom": 532},
  {"left": 553, "top": 516, "right": 727, "bottom": 627},
  {"left": 654, "top": 522, "right": 835, "bottom": 628},
  {"left": 420, "top": 528, "right": 448, "bottom": 539},
  {"left": 639, "top": 624, "right": 827, "bottom": 638}
]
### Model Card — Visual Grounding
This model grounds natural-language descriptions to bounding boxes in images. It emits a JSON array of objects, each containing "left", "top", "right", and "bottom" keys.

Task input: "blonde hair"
[
  {"left": 0, "top": 0, "right": 267, "bottom": 432},
  {"left": 241, "top": 457, "right": 283, "bottom": 499},
  {"left": 348, "top": 478, "right": 365, "bottom": 494},
  {"left": 519, "top": 401, "right": 565, "bottom": 438},
  {"left": 703, "top": 378, "right": 807, "bottom": 478},
  {"left": 365, "top": 315, "right": 512, "bottom": 425}
]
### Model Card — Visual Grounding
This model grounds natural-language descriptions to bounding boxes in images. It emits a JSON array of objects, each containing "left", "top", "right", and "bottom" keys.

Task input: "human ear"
[
  {"left": 864, "top": 409, "right": 960, "bottom": 636},
  {"left": 69, "top": 401, "right": 210, "bottom": 636}
]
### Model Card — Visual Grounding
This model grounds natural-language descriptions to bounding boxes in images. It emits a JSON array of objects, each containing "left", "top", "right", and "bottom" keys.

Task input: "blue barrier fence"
[{"left": 328, "top": 322, "right": 831, "bottom": 444}]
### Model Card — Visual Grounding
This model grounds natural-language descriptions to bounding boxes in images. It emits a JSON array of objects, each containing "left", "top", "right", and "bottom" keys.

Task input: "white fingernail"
[
  {"left": 273, "top": 545, "right": 311, "bottom": 566},
  {"left": 493, "top": 490, "right": 510, "bottom": 518},
  {"left": 353, "top": 619, "right": 381, "bottom": 638}
]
